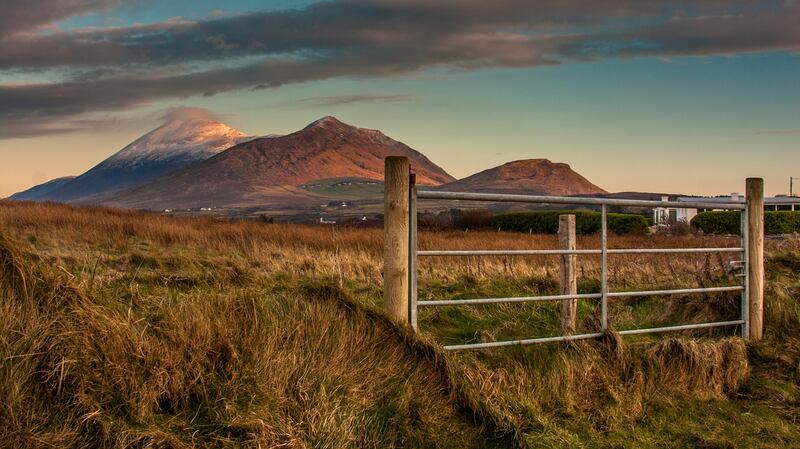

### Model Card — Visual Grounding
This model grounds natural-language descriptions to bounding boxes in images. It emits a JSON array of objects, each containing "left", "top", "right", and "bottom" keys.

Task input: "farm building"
[
  {"left": 653, "top": 193, "right": 800, "bottom": 226},
  {"left": 653, "top": 196, "right": 697, "bottom": 225}
]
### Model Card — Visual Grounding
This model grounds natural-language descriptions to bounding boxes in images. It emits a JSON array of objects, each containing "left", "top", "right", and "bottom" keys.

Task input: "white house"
[
  {"left": 653, "top": 196, "right": 698, "bottom": 225},
  {"left": 653, "top": 193, "right": 800, "bottom": 226}
]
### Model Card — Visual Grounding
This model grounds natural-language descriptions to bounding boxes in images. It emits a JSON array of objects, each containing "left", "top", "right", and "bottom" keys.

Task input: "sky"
[{"left": 0, "top": 0, "right": 798, "bottom": 197}]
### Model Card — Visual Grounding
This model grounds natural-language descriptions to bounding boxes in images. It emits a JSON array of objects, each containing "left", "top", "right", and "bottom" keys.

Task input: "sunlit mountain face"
[
  {"left": 13, "top": 108, "right": 251, "bottom": 203},
  {"left": 100, "top": 115, "right": 457, "bottom": 210}
]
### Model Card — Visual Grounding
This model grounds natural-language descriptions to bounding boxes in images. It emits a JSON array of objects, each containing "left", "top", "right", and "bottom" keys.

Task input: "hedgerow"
[
  {"left": 490, "top": 210, "right": 650, "bottom": 235},
  {"left": 691, "top": 211, "right": 800, "bottom": 235}
]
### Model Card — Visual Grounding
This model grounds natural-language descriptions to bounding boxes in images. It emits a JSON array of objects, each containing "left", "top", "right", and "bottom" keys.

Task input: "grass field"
[
  {"left": 300, "top": 177, "right": 384, "bottom": 199},
  {"left": 1, "top": 200, "right": 799, "bottom": 448}
]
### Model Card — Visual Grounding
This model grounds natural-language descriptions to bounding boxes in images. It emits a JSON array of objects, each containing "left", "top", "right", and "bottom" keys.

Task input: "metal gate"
[{"left": 405, "top": 189, "right": 758, "bottom": 351}]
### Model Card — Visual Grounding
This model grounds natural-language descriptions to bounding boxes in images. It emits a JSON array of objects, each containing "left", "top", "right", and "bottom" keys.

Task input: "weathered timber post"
[
  {"left": 408, "top": 174, "right": 418, "bottom": 330},
  {"left": 384, "top": 156, "right": 410, "bottom": 322},
  {"left": 746, "top": 177, "right": 764, "bottom": 340},
  {"left": 559, "top": 214, "right": 578, "bottom": 333}
]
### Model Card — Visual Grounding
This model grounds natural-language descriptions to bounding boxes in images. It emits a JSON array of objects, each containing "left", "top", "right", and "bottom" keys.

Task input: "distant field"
[
  {"left": 1, "top": 200, "right": 799, "bottom": 448},
  {"left": 301, "top": 177, "right": 384, "bottom": 199}
]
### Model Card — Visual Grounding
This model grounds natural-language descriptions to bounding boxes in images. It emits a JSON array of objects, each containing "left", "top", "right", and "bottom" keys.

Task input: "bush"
[
  {"left": 490, "top": 210, "right": 649, "bottom": 235},
  {"left": 766, "top": 211, "right": 800, "bottom": 235},
  {"left": 690, "top": 211, "right": 740, "bottom": 235},
  {"left": 608, "top": 213, "right": 651, "bottom": 235},
  {"left": 417, "top": 209, "right": 494, "bottom": 230},
  {"left": 691, "top": 211, "right": 800, "bottom": 235},
  {"left": 453, "top": 209, "right": 494, "bottom": 229}
]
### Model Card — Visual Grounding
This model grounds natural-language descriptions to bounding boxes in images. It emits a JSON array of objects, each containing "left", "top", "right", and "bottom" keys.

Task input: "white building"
[
  {"left": 763, "top": 196, "right": 800, "bottom": 211},
  {"left": 653, "top": 193, "right": 800, "bottom": 226},
  {"left": 653, "top": 196, "right": 697, "bottom": 225}
]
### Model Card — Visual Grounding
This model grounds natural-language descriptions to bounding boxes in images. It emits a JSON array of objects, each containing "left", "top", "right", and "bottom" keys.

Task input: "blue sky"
[{"left": 1, "top": 0, "right": 798, "bottom": 197}]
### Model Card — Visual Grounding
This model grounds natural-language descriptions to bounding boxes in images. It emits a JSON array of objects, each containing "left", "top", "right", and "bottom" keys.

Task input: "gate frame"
[{"left": 383, "top": 157, "right": 764, "bottom": 350}]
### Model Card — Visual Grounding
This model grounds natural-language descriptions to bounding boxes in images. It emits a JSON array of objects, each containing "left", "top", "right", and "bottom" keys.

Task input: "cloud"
[
  {"left": 1, "top": 0, "right": 798, "bottom": 138},
  {"left": 298, "top": 94, "right": 416, "bottom": 106},
  {"left": 0, "top": 113, "right": 134, "bottom": 139},
  {"left": 0, "top": 0, "right": 119, "bottom": 40},
  {"left": 570, "top": 6, "right": 800, "bottom": 59},
  {"left": 160, "top": 106, "right": 221, "bottom": 123}
]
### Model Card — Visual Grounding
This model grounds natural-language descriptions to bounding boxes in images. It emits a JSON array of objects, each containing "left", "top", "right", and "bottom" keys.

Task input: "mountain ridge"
[
  {"left": 9, "top": 176, "right": 77, "bottom": 201},
  {"left": 9, "top": 116, "right": 610, "bottom": 213},
  {"left": 101, "top": 116, "right": 455, "bottom": 209},
  {"left": 438, "top": 159, "right": 606, "bottom": 196},
  {"left": 24, "top": 108, "right": 251, "bottom": 203}
]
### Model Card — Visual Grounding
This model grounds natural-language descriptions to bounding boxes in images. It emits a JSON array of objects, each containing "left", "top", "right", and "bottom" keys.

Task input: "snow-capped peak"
[{"left": 102, "top": 108, "right": 250, "bottom": 168}]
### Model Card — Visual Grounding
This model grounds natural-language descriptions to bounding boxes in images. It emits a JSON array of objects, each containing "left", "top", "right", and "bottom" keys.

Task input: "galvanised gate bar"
[{"left": 383, "top": 156, "right": 765, "bottom": 351}]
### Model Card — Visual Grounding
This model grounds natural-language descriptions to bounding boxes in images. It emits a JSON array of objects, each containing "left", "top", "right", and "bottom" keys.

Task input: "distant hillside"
[
  {"left": 14, "top": 108, "right": 250, "bottom": 203},
  {"left": 439, "top": 159, "right": 606, "bottom": 196},
  {"left": 103, "top": 116, "right": 455, "bottom": 210},
  {"left": 9, "top": 176, "right": 76, "bottom": 200},
  {"left": 11, "top": 116, "right": 616, "bottom": 213}
]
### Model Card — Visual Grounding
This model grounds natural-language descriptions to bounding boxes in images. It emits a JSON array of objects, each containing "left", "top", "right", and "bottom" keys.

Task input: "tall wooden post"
[
  {"left": 746, "top": 178, "right": 764, "bottom": 340},
  {"left": 559, "top": 214, "right": 577, "bottom": 333},
  {"left": 384, "top": 157, "right": 410, "bottom": 322},
  {"left": 408, "top": 178, "right": 418, "bottom": 330}
]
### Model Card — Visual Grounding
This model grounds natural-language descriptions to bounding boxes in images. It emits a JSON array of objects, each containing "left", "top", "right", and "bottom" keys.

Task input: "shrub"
[
  {"left": 608, "top": 213, "right": 651, "bottom": 235},
  {"left": 490, "top": 210, "right": 649, "bottom": 235},
  {"left": 691, "top": 211, "right": 800, "bottom": 235},
  {"left": 766, "top": 211, "right": 800, "bottom": 235},
  {"left": 418, "top": 209, "right": 494, "bottom": 230},
  {"left": 691, "top": 211, "right": 740, "bottom": 235},
  {"left": 453, "top": 209, "right": 494, "bottom": 230},
  {"left": 659, "top": 220, "right": 694, "bottom": 236}
]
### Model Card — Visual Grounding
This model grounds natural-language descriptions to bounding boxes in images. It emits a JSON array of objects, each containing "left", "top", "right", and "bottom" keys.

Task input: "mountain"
[
  {"left": 438, "top": 159, "right": 606, "bottom": 196},
  {"left": 9, "top": 176, "right": 76, "bottom": 200},
  {"left": 103, "top": 116, "right": 455, "bottom": 209},
  {"left": 29, "top": 108, "right": 250, "bottom": 202}
]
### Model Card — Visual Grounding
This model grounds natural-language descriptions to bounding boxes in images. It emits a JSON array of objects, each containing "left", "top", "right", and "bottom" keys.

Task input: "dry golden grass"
[
  {"left": 1, "top": 200, "right": 799, "bottom": 448},
  {"left": 2, "top": 199, "right": 783, "bottom": 288},
  {"left": 0, "top": 230, "right": 510, "bottom": 448}
]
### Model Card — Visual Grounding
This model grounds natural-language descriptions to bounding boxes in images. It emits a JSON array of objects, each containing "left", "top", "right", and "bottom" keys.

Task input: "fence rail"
[
  {"left": 383, "top": 157, "right": 765, "bottom": 350},
  {"left": 418, "top": 247, "right": 744, "bottom": 256},
  {"left": 418, "top": 286, "right": 745, "bottom": 308},
  {"left": 417, "top": 189, "right": 747, "bottom": 210}
]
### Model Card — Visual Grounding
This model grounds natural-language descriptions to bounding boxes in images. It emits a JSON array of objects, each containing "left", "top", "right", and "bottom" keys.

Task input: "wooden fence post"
[
  {"left": 384, "top": 156, "right": 410, "bottom": 322},
  {"left": 408, "top": 175, "right": 418, "bottom": 330},
  {"left": 746, "top": 178, "right": 764, "bottom": 340},
  {"left": 559, "top": 214, "right": 577, "bottom": 333}
]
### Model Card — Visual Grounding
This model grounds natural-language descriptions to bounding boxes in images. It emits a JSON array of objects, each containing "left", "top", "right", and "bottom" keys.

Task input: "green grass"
[
  {"left": 1, "top": 201, "right": 800, "bottom": 448},
  {"left": 418, "top": 258, "right": 800, "bottom": 449}
]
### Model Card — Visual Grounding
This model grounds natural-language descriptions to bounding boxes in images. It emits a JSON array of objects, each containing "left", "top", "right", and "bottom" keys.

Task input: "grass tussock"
[
  {"left": 1, "top": 200, "right": 800, "bottom": 448},
  {"left": 0, "top": 235, "right": 504, "bottom": 448},
  {"left": 451, "top": 335, "right": 751, "bottom": 447},
  {"left": 646, "top": 337, "right": 750, "bottom": 397}
]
